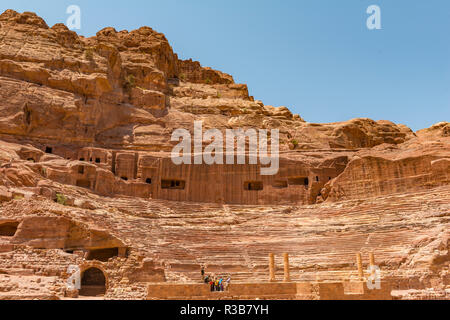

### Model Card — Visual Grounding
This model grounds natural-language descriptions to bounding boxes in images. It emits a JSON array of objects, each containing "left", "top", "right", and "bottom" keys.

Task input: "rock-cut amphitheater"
[{"left": 0, "top": 10, "right": 448, "bottom": 300}]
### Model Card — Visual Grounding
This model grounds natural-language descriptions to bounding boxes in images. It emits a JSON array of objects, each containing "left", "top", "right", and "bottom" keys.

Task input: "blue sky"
[{"left": 2, "top": 0, "right": 449, "bottom": 131}]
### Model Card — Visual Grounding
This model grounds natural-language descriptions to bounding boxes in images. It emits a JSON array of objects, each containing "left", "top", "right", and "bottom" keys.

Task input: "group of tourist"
[
  {"left": 205, "top": 275, "right": 231, "bottom": 292},
  {"left": 201, "top": 267, "right": 231, "bottom": 292}
]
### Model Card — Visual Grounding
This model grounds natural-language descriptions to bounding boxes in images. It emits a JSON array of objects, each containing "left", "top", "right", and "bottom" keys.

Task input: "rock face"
[{"left": 0, "top": 10, "right": 448, "bottom": 300}]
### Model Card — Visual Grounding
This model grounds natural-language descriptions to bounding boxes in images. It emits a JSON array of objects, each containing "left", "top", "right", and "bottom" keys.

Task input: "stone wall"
[
  {"left": 152, "top": 157, "right": 345, "bottom": 205},
  {"left": 147, "top": 281, "right": 392, "bottom": 300},
  {"left": 12, "top": 143, "right": 350, "bottom": 204}
]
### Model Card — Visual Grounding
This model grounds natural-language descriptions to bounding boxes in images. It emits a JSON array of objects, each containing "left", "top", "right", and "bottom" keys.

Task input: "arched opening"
[
  {"left": 80, "top": 267, "right": 106, "bottom": 297},
  {"left": 0, "top": 222, "right": 19, "bottom": 237},
  {"left": 145, "top": 178, "right": 152, "bottom": 184},
  {"left": 95, "top": 158, "right": 101, "bottom": 163}
]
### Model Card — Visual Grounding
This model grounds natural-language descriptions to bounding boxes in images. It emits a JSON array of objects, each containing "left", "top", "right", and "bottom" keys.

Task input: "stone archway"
[{"left": 79, "top": 267, "right": 107, "bottom": 297}]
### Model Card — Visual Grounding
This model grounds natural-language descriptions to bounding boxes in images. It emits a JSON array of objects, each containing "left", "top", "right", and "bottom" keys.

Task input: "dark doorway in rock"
[
  {"left": 244, "top": 181, "right": 263, "bottom": 191},
  {"left": 86, "top": 248, "right": 119, "bottom": 262},
  {"left": 76, "top": 179, "right": 91, "bottom": 189},
  {"left": 146, "top": 178, "right": 152, "bottom": 184},
  {"left": 288, "top": 177, "right": 309, "bottom": 187},
  {"left": 121, "top": 177, "right": 128, "bottom": 181},
  {"left": 95, "top": 158, "right": 101, "bottom": 163},
  {"left": 45, "top": 147, "right": 53, "bottom": 154},
  {"left": 78, "top": 166, "right": 85, "bottom": 174},
  {"left": 0, "top": 222, "right": 19, "bottom": 237},
  {"left": 161, "top": 179, "right": 185, "bottom": 190},
  {"left": 80, "top": 268, "right": 106, "bottom": 297}
]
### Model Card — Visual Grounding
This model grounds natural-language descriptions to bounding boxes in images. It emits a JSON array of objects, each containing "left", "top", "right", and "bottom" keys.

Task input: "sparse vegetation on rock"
[{"left": 55, "top": 193, "right": 67, "bottom": 205}]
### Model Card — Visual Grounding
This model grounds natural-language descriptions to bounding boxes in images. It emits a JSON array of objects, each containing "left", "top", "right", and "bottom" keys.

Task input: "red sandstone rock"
[{"left": 0, "top": 10, "right": 448, "bottom": 300}]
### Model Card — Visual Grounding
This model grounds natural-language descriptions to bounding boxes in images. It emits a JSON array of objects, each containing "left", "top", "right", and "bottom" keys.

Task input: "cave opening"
[
  {"left": 76, "top": 179, "right": 91, "bottom": 189},
  {"left": 79, "top": 268, "right": 106, "bottom": 297},
  {"left": 45, "top": 147, "right": 53, "bottom": 154},
  {"left": 161, "top": 179, "right": 185, "bottom": 190},
  {"left": 86, "top": 248, "right": 119, "bottom": 262},
  {"left": 244, "top": 181, "right": 263, "bottom": 191},
  {"left": 0, "top": 222, "right": 19, "bottom": 237},
  {"left": 288, "top": 177, "right": 309, "bottom": 188}
]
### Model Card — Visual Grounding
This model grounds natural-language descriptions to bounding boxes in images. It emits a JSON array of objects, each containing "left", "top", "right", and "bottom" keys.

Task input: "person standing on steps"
[
  {"left": 215, "top": 278, "right": 219, "bottom": 292},
  {"left": 225, "top": 275, "right": 231, "bottom": 291},
  {"left": 201, "top": 265, "right": 205, "bottom": 282}
]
